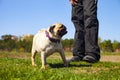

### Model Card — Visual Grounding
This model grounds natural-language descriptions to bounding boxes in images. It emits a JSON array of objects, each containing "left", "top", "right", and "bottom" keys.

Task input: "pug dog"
[{"left": 31, "top": 23, "right": 68, "bottom": 69}]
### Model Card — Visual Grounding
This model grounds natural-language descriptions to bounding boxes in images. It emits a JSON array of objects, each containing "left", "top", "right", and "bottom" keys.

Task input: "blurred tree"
[
  {"left": 19, "top": 34, "right": 33, "bottom": 52},
  {"left": 112, "top": 40, "right": 120, "bottom": 52},
  {"left": 62, "top": 38, "right": 74, "bottom": 51},
  {"left": 1, "top": 35, "right": 12, "bottom": 40},
  {"left": 101, "top": 40, "right": 113, "bottom": 52},
  {"left": 1, "top": 34, "right": 120, "bottom": 53}
]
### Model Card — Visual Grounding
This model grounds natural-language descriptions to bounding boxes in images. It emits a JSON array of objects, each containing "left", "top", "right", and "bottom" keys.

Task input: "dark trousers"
[{"left": 72, "top": 0, "right": 100, "bottom": 60}]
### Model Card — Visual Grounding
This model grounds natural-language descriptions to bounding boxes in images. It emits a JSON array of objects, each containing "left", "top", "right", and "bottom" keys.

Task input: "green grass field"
[{"left": 0, "top": 52, "right": 120, "bottom": 80}]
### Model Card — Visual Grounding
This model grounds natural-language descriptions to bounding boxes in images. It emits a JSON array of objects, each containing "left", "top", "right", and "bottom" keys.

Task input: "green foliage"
[
  {"left": 62, "top": 38, "right": 73, "bottom": 47},
  {"left": 1, "top": 35, "right": 120, "bottom": 52},
  {"left": 1, "top": 34, "right": 12, "bottom": 40},
  {"left": 62, "top": 38, "right": 73, "bottom": 51},
  {"left": 0, "top": 34, "right": 33, "bottom": 52},
  {"left": 17, "top": 40, "right": 32, "bottom": 52},
  {"left": 100, "top": 40, "right": 113, "bottom": 52},
  {"left": 0, "top": 39, "right": 17, "bottom": 51},
  {"left": 112, "top": 40, "right": 120, "bottom": 52}
]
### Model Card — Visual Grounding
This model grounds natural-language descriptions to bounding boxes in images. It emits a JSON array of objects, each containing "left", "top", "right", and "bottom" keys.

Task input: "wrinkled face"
[{"left": 49, "top": 23, "right": 67, "bottom": 37}]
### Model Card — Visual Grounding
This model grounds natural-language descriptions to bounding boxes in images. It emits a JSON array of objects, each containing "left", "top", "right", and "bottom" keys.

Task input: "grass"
[{"left": 0, "top": 52, "right": 120, "bottom": 80}]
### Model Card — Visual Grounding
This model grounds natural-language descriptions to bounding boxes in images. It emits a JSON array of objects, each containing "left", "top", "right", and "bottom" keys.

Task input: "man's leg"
[
  {"left": 71, "top": 1, "right": 85, "bottom": 61},
  {"left": 83, "top": 0, "right": 100, "bottom": 62}
]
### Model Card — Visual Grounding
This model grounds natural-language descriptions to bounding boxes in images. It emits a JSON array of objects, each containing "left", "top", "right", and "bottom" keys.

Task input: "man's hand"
[{"left": 69, "top": 0, "right": 78, "bottom": 6}]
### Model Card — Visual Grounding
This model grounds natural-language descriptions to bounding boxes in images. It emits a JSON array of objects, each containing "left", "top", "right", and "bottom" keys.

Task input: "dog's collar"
[{"left": 45, "top": 31, "right": 60, "bottom": 43}]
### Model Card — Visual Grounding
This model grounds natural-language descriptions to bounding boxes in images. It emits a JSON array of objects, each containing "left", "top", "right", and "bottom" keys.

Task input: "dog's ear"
[{"left": 49, "top": 25, "right": 55, "bottom": 33}]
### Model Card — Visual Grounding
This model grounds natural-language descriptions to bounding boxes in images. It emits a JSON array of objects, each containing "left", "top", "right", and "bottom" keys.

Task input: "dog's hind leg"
[{"left": 31, "top": 50, "right": 37, "bottom": 66}]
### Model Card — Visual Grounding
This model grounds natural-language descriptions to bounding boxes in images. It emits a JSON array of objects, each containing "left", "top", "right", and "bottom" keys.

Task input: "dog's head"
[{"left": 49, "top": 23, "right": 67, "bottom": 38}]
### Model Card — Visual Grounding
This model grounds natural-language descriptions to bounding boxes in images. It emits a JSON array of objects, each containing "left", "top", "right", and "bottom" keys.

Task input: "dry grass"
[
  {"left": 100, "top": 55, "right": 120, "bottom": 62},
  {"left": 1, "top": 51, "right": 120, "bottom": 62}
]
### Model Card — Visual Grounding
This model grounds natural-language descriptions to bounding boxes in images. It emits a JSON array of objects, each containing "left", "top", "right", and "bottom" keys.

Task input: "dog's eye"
[
  {"left": 59, "top": 26, "right": 63, "bottom": 28},
  {"left": 60, "top": 25, "right": 65, "bottom": 28}
]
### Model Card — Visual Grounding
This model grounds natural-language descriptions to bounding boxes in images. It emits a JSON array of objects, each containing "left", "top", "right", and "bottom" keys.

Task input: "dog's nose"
[{"left": 62, "top": 25, "right": 67, "bottom": 30}]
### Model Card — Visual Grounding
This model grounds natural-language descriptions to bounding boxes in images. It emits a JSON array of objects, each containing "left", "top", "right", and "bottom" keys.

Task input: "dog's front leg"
[
  {"left": 59, "top": 50, "right": 68, "bottom": 67},
  {"left": 31, "top": 50, "right": 37, "bottom": 66},
  {"left": 41, "top": 51, "right": 46, "bottom": 69}
]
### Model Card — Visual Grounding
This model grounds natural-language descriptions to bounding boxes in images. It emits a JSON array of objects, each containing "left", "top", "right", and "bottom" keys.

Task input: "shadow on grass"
[{"left": 49, "top": 62, "right": 92, "bottom": 68}]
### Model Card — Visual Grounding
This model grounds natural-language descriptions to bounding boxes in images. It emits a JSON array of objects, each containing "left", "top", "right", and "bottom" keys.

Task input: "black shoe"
[
  {"left": 67, "top": 56, "right": 83, "bottom": 62},
  {"left": 83, "top": 55, "right": 98, "bottom": 63}
]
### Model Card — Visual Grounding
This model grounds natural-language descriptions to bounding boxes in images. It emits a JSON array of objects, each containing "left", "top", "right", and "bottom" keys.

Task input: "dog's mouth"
[{"left": 57, "top": 27, "right": 67, "bottom": 37}]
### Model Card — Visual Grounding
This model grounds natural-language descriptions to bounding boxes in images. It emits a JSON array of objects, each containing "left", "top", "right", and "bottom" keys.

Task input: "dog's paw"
[
  {"left": 66, "top": 59, "right": 71, "bottom": 64},
  {"left": 41, "top": 66, "right": 46, "bottom": 69},
  {"left": 32, "top": 64, "right": 37, "bottom": 66}
]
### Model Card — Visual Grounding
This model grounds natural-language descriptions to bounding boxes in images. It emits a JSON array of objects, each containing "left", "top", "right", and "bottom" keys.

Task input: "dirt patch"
[
  {"left": 0, "top": 52, "right": 120, "bottom": 62},
  {"left": 0, "top": 52, "right": 31, "bottom": 59},
  {"left": 100, "top": 55, "right": 120, "bottom": 62},
  {"left": 73, "top": 67, "right": 110, "bottom": 74}
]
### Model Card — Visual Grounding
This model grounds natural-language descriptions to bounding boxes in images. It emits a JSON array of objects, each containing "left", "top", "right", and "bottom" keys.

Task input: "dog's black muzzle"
[{"left": 58, "top": 27, "right": 67, "bottom": 37}]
